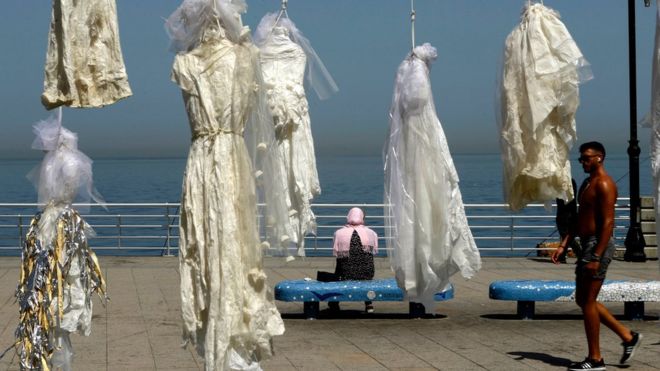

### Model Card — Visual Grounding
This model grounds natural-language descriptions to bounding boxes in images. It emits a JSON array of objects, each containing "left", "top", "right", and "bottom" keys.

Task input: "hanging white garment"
[
  {"left": 648, "top": 0, "right": 660, "bottom": 270},
  {"left": 258, "top": 26, "right": 321, "bottom": 256},
  {"left": 42, "top": 0, "right": 132, "bottom": 109},
  {"left": 384, "top": 43, "right": 481, "bottom": 310},
  {"left": 14, "top": 113, "right": 107, "bottom": 370},
  {"left": 499, "top": 3, "right": 592, "bottom": 211},
  {"left": 171, "top": 20, "right": 285, "bottom": 371}
]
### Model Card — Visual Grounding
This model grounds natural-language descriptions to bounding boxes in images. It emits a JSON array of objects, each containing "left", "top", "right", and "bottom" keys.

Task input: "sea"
[{"left": 0, "top": 154, "right": 654, "bottom": 256}]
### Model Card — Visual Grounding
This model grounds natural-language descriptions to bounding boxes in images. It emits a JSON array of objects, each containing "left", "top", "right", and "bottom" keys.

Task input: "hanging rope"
[{"left": 410, "top": 0, "right": 416, "bottom": 50}]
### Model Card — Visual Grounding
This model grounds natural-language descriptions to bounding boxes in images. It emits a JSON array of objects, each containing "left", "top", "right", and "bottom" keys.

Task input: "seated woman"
[{"left": 330, "top": 207, "right": 379, "bottom": 313}]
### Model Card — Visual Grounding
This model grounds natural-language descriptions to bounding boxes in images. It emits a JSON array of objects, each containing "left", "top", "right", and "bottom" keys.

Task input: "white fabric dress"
[
  {"left": 384, "top": 44, "right": 481, "bottom": 310},
  {"left": 173, "top": 26, "right": 285, "bottom": 370},
  {"left": 499, "top": 3, "right": 591, "bottom": 211},
  {"left": 42, "top": 0, "right": 132, "bottom": 109},
  {"left": 259, "top": 26, "right": 321, "bottom": 256},
  {"left": 649, "top": 0, "right": 660, "bottom": 270}
]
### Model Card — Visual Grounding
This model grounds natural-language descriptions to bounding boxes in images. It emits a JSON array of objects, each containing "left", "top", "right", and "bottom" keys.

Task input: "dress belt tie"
[{"left": 192, "top": 128, "right": 243, "bottom": 141}]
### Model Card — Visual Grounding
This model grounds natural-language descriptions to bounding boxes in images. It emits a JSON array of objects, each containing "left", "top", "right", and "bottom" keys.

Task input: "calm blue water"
[
  {"left": 0, "top": 154, "right": 653, "bottom": 256},
  {"left": 1, "top": 154, "right": 652, "bottom": 203}
]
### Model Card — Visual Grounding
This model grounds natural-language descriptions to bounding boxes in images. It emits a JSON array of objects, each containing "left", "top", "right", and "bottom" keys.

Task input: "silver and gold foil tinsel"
[{"left": 12, "top": 207, "right": 106, "bottom": 370}]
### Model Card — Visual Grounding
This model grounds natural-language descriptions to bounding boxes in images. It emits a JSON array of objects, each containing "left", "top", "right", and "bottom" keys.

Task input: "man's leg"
[
  {"left": 595, "top": 302, "right": 633, "bottom": 342},
  {"left": 576, "top": 275, "right": 604, "bottom": 361}
]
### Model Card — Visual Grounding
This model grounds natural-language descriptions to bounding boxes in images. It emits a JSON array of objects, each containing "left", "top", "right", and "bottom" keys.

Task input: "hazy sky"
[{"left": 0, "top": 0, "right": 658, "bottom": 159}]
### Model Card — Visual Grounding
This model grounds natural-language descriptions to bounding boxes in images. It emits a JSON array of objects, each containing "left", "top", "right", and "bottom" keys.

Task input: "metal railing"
[{"left": 0, "top": 198, "right": 651, "bottom": 257}]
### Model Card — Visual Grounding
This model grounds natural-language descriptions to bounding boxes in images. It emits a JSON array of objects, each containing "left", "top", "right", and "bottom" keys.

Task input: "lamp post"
[{"left": 624, "top": 0, "right": 648, "bottom": 262}]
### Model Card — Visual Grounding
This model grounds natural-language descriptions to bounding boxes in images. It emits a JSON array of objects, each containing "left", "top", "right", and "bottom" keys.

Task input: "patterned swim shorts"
[{"left": 575, "top": 236, "right": 616, "bottom": 280}]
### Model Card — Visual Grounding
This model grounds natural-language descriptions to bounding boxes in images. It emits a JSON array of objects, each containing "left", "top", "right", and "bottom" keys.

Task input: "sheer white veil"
[
  {"left": 27, "top": 108, "right": 105, "bottom": 211},
  {"left": 253, "top": 12, "right": 338, "bottom": 100},
  {"left": 165, "top": 0, "right": 248, "bottom": 53}
]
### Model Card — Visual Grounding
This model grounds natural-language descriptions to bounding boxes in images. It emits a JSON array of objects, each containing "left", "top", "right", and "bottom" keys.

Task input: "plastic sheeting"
[
  {"left": 27, "top": 109, "right": 105, "bottom": 212},
  {"left": 384, "top": 43, "right": 481, "bottom": 311},
  {"left": 42, "top": 0, "right": 132, "bottom": 109},
  {"left": 498, "top": 3, "right": 592, "bottom": 211}
]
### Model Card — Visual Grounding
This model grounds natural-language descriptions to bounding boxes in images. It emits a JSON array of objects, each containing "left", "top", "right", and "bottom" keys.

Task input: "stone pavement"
[{"left": 0, "top": 256, "right": 657, "bottom": 370}]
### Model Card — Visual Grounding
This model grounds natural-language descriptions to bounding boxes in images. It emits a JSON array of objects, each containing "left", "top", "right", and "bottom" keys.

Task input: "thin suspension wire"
[
  {"left": 266, "top": 0, "right": 289, "bottom": 43},
  {"left": 274, "top": 0, "right": 289, "bottom": 26},
  {"left": 410, "top": 0, "right": 416, "bottom": 50}
]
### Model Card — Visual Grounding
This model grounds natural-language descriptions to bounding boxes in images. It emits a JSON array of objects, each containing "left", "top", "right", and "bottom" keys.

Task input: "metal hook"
[
  {"left": 645, "top": 0, "right": 651, "bottom": 7},
  {"left": 411, "top": 0, "right": 416, "bottom": 50}
]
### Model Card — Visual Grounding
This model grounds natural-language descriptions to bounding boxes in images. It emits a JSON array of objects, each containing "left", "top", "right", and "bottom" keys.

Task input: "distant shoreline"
[{"left": 0, "top": 153, "right": 647, "bottom": 162}]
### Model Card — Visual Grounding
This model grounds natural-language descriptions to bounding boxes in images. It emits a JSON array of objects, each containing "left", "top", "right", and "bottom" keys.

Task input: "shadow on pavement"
[
  {"left": 481, "top": 314, "right": 659, "bottom": 321},
  {"left": 281, "top": 310, "right": 448, "bottom": 320},
  {"left": 508, "top": 351, "right": 572, "bottom": 367}
]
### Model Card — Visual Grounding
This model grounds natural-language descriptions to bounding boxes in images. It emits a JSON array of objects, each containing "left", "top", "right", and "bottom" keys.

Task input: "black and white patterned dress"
[{"left": 334, "top": 230, "right": 375, "bottom": 281}]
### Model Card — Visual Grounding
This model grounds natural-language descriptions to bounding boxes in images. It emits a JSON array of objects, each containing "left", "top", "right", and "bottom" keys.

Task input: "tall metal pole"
[{"left": 624, "top": 0, "right": 647, "bottom": 261}]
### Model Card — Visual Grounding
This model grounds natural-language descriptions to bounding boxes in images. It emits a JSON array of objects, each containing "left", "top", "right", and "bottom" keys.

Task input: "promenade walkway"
[{"left": 0, "top": 256, "right": 657, "bottom": 370}]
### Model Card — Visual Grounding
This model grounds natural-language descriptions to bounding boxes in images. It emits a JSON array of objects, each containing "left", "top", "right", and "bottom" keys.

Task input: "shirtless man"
[{"left": 552, "top": 142, "right": 642, "bottom": 371}]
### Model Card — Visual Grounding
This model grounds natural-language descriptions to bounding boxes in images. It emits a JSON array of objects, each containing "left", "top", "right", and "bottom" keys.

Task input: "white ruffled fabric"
[
  {"left": 258, "top": 26, "right": 321, "bottom": 256},
  {"left": 28, "top": 109, "right": 105, "bottom": 211},
  {"left": 384, "top": 43, "right": 481, "bottom": 310},
  {"left": 499, "top": 3, "right": 592, "bottom": 211},
  {"left": 253, "top": 13, "right": 338, "bottom": 100},
  {"left": 171, "top": 20, "right": 285, "bottom": 371},
  {"left": 648, "top": 0, "right": 660, "bottom": 271},
  {"left": 42, "top": 0, "right": 132, "bottom": 109}
]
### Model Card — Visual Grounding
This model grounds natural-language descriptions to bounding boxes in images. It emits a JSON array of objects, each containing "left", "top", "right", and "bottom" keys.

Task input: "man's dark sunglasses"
[{"left": 578, "top": 154, "right": 600, "bottom": 163}]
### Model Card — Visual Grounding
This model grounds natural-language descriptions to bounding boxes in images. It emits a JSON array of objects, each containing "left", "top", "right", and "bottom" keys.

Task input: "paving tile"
[{"left": 0, "top": 257, "right": 657, "bottom": 370}]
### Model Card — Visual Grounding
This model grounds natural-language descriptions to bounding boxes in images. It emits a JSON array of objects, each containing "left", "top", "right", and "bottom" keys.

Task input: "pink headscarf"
[{"left": 332, "top": 208, "right": 378, "bottom": 258}]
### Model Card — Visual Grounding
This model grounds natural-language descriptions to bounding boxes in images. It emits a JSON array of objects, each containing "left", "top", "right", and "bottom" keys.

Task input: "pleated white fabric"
[
  {"left": 649, "top": 0, "right": 660, "bottom": 270},
  {"left": 173, "top": 25, "right": 284, "bottom": 370},
  {"left": 384, "top": 44, "right": 481, "bottom": 310},
  {"left": 499, "top": 3, "right": 592, "bottom": 211},
  {"left": 42, "top": 0, "right": 132, "bottom": 109},
  {"left": 259, "top": 26, "right": 321, "bottom": 256}
]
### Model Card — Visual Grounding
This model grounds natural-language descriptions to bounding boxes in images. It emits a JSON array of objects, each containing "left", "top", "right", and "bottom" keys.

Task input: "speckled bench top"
[
  {"left": 489, "top": 280, "right": 660, "bottom": 302},
  {"left": 275, "top": 278, "right": 454, "bottom": 302}
]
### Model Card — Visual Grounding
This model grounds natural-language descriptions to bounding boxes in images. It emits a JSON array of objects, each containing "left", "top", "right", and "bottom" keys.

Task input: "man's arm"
[{"left": 552, "top": 232, "right": 573, "bottom": 264}]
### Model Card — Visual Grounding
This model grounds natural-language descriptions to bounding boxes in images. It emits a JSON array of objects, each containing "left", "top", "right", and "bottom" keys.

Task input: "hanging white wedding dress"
[
  {"left": 167, "top": 1, "right": 287, "bottom": 369},
  {"left": 42, "top": 0, "right": 132, "bottom": 109},
  {"left": 253, "top": 13, "right": 337, "bottom": 256},
  {"left": 499, "top": 3, "right": 592, "bottom": 211},
  {"left": 257, "top": 27, "right": 319, "bottom": 256},
  {"left": 384, "top": 43, "right": 481, "bottom": 310},
  {"left": 648, "top": 0, "right": 660, "bottom": 270}
]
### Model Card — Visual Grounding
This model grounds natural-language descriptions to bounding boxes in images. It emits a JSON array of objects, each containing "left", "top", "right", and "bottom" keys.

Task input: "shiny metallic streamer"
[{"left": 7, "top": 207, "right": 107, "bottom": 370}]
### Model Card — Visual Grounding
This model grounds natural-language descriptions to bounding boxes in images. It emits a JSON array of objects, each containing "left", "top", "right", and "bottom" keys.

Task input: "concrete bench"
[
  {"left": 274, "top": 278, "right": 454, "bottom": 319},
  {"left": 489, "top": 280, "right": 660, "bottom": 320}
]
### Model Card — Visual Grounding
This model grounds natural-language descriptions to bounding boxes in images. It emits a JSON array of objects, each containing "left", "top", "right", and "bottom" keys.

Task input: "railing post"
[
  {"left": 117, "top": 215, "right": 122, "bottom": 249},
  {"left": 18, "top": 215, "right": 23, "bottom": 248},
  {"left": 165, "top": 204, "right": 172, "bottom": 257},
  {"left": 510, "top": 216, "right": 515, "bottom": 252}
]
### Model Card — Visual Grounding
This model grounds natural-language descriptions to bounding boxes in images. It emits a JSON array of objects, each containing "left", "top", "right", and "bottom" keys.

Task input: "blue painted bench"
[
  {"left": 489, "top": 280, "right": 660, "bottom": 320},
  {"left": 274, "top": 278, "right": 454, "bottom": 319}
]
